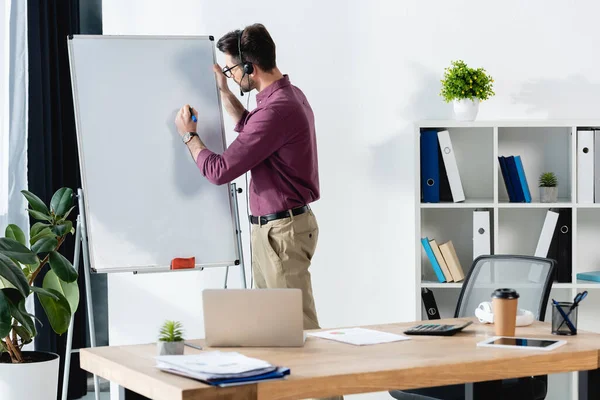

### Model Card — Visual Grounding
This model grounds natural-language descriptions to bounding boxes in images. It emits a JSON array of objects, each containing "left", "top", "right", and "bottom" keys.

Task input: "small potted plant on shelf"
[
  {"left": 440, "top": 60, "right": 495, "bottom": 121},
  {"left": 539, "top": 172, "right": 558, "bottom": 203},
  {"left": 157, "top": 320, "right": 185, "bottom": 355}
]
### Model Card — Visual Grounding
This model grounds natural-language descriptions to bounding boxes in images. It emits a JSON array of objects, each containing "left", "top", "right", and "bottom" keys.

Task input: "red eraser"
[{"left": 170, "top": 257, "right": 195, "bottom": 270}]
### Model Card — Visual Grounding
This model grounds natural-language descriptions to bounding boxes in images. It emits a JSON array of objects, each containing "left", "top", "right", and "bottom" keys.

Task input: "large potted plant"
[
  {"left": 0, "top": 187, "right": 79, "bottom": 400},
  {"left": 440, "top": 60, "right": 495, "bottom": 121}
]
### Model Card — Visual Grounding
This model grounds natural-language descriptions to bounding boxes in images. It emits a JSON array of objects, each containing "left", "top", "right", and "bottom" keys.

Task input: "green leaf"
[
  {"left": 48, "top": 251, "right": 78, "bottom": 283},
  {"left": 28, "top": 209, "right": 53, "bottom": 222},
  {"left": 30, "top": 222, "right": 51, "bottom": 238},
  {"left": 0, "top": 291, "right": 11, "bottom": 337},
  {"left": 50, "top": 188, "right": 73, "bottom": 217},
  {"left": 51, "top": 221, "right": 73, "bottom": 237},
  {"left": 30, "top": 227, "right": 56, "bottom": 245},
  {"left": 0, "top": 238, "right": 38, "bottom": 265},
  {"left": 38, "top": 288, "right": 71, "bottom": 335},
  {"left": 8, "top": 296, "right": 36, "bottom": 338},
  {"left": 61, "top": 206, "right": 76, "bottom": 221},
  {"left": 5, "top": 225, "right": 26, "bottom": 246},
  {"left": 31, "top": 236, "right": 58, "bottom": 255},
  {"left": 21, "top": 190, "right": 49, "bottom": 214},
  {"left": 0, "top": 253, "right": 30, "bottom": 298},
  {"left": 13, "top": 325, "right": 33, "bottom": 345},
  {"left": 31, "top": 286, "right": 59, "bottom": 300},
  {"left": 43, "top": 269, "right": 79, "bottom": 314}
]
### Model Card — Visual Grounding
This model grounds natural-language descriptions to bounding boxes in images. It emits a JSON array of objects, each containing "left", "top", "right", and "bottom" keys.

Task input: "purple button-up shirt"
[{"left": 196, "top": 75, "right": 320, "bottom": 216}]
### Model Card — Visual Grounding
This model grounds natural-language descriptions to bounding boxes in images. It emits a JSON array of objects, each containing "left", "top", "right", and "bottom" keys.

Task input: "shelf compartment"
[
  {"left": 498, "top": 127, "right": 572, "bottom": 204},
  {"left": 420, "top": 127, "right": 493, "bottom": 205}
]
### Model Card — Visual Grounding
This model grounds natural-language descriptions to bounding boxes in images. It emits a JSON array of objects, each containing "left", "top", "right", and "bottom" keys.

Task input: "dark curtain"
[{"left": 27, "top": 0, "right": 88, "bottom": 399}]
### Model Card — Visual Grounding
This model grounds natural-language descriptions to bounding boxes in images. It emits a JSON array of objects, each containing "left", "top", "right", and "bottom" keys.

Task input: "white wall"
[{"left": 102, "top": 1, "right": 600, "bottom": 399}]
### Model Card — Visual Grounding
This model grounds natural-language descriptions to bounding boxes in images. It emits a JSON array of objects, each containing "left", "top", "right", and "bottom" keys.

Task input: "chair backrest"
[{"left": 454, "top": 255, "right": 555, "bottom": 321}]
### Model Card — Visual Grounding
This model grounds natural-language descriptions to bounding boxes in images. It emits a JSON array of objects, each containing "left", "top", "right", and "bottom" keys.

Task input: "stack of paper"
[
  {"left": 155, "top": 351, "right": 290, "bottom": 387},
  {"left": 307, "top": 328, "right": 410, "bottom": 345}
]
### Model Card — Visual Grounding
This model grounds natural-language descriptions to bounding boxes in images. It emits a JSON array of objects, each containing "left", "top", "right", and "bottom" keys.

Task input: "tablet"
[{"left": 477, "top": 336, "right": 567, "bottom": 351}]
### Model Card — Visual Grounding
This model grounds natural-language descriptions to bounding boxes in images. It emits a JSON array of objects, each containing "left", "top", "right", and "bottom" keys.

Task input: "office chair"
[{"left": 390, "top": 254, "right": 556, "bottom": 400}]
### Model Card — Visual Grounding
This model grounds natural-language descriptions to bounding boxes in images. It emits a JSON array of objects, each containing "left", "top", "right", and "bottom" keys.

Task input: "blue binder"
[
  {"left": 421, "top": 130, "right": 439, "bottom": 203},
  {"left": 498, "top": 156, "right": 515, "bottom": 202},
  {"left": 506, "top": 156, "right": 525, "bottom": 202},
  {"left": 514, "top": 156, "right": 531, "bottom": 203},
  {"left": 421, "top": 237, "right": 446, "bottom": 283}
]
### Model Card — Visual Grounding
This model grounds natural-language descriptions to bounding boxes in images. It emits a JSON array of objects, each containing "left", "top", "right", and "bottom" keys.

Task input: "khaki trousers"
[
  {"left": 251, "top": 209, "right": 343, "bottom": 400},
  {"left": 251, "top": 208, "right": 320, "bottom": 330}
]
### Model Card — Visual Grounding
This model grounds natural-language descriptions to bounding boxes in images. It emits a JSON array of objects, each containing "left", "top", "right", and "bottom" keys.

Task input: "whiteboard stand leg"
[
  {"left": 231, "top": 183, "right": 247, "bottom": 289},
  {"left": 61, "top": 213, "right": 82, "bottom": 400},
  {"left": 78, "top": 189, "right": 101, "bottom": 400},
  {"left": 63, "top": 189, "right": 101, "bottom": 400}
]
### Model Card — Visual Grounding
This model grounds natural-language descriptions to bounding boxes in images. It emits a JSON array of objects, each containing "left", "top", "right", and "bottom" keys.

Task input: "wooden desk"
[{"left": 80, "top": 318, "right": 600, "bottom": 400}]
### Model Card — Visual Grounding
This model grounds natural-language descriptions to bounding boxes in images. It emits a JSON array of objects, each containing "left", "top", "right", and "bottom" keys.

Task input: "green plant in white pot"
[
  {"left": 0, "top": 187, "right": 79, "bottom": 400},
  {"left": 157, "top": 320, "right": 185, "bottom": 355},
  {"left": 440, "top": 60, "right": 495, "bottom": 121},
  {"left": 539, "top": 172, "right": 558, "bottom": 203}
]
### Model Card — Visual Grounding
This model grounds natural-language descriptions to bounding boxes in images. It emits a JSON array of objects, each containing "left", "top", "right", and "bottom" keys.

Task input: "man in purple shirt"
[{"left": 174, "top": 24, "right": 323, "bottom": 332}]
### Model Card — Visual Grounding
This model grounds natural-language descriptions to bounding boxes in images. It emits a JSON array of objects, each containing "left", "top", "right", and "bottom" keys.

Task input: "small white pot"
[
  {"left": 0, "top": 351, "right": 59, "bottom": 400},
  {"left": 157, "top": 341, "right": 185, "bottom": 355},
  {"left": 453, "top": 98, "right": 480, "bottom": 121},
  {"left": 540, "top": 186, "right": 558, "bottom": 203}
]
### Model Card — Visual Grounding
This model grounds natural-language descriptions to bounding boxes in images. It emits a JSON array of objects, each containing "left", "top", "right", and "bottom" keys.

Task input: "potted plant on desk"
[
  {"left": 0, "top": 188, "right": 79, "bottom": 400},
  {"left": 157, "top": 320, "right": 185, "bottom": 355},
  {"left": 440, "top": 60, "right": 495, "bottom": 121},
  {"left": 539, "top": 172, "right": 558, "bottom": 203}
]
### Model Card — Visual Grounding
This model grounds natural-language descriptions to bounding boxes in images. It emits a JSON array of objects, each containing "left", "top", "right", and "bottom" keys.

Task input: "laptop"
[{"left": 202, "top": 288, "right": 305, "bottom": 347}]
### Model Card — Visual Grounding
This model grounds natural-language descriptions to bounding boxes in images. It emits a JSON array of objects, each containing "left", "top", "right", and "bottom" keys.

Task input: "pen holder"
[{"left": 552, "top": 301, "right": 578, "bottom": 335}]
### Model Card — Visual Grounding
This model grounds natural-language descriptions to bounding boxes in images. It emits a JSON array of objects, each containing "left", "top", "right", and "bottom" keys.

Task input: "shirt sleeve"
[{"left": 196, "top": 107, "right": 287, "bottom": 185}]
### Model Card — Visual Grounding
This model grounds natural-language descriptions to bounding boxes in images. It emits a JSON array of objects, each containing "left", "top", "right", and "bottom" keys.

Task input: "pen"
[
  {"left": 184, "top": 342, "right": 203, "bottom": 351},
  {"left": 189, "top": 106, "right": 197, "bottom": 123}
]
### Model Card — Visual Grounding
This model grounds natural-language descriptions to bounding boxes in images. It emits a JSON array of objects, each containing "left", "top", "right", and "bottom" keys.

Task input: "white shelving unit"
[{"left": 415, "top": 120, "right": 600, "bottom": 400}]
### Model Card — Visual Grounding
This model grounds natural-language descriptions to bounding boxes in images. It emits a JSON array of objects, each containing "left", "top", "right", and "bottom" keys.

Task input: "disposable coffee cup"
[{"left": 492, "top": 288, "right": 519, "bottom": 336}]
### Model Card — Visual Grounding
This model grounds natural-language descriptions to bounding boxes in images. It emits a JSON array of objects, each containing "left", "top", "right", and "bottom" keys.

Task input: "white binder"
[
  {"left": 473, "top": 210, "right": 491, "bottom": 260},
  {"left": 577, "top": 129, "right": 594, "bottom": 203},
  {"left": 437, "top": 130, "right": 465, "bottom": 202},
  {"left": 530, "top": 209, "right": 559, "bottom": 282}
]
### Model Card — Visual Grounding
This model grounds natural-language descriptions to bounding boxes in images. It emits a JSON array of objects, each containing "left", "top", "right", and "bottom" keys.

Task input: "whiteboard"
[{"left": 68, "top": 35, "right": 239, "bottom": 272}]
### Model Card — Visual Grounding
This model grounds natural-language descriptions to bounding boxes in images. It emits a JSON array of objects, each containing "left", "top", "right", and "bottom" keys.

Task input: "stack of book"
[
  {"left": 155, "top": 351, "right": 290, "bottom": 387},
  {"left": 498, "top": 155, "right": 532, "bottom": 202},
  {"left": 421, "top": 237, "right": 465, "bottom": 283}
]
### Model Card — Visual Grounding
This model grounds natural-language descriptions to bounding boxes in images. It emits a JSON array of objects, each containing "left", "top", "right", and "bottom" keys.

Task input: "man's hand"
[
  {"left": 175, "top": 104, "right": 198, "bottom": 136},
  {"left": 213, "top": 64, "right": 231, "bottom": 94}
]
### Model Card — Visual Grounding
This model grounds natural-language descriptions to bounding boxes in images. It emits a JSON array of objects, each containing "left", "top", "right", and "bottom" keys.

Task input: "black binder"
[
  {"left": 547, "top": 208, "right": 572, "bottom": 283},
  {"left": 421, "top": 288, "right": 441, "bottom": 320}
]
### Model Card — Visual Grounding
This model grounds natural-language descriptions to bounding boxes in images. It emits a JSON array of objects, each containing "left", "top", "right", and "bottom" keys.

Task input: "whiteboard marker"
[{"left": 189, "top": 106, "right": 197, "bottom": 123}]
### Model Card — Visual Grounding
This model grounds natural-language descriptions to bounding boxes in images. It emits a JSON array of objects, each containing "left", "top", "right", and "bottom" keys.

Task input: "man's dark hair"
[{"left": 216, "top": 23, "right": 276, "bottom": 72}]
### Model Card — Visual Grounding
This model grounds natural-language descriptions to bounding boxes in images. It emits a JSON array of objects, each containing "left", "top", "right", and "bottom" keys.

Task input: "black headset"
[
  {"left": 237, "top": 29, "right": 254, "bottom": 75},
  {"left": 237, "top": 29, "right": 253, "bottom": 96}
]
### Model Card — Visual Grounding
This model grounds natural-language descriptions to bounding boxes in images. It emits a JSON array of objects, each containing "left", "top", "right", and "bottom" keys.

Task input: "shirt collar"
[{"left": 256, "top": 75, "right": 290, "bottom": 103}]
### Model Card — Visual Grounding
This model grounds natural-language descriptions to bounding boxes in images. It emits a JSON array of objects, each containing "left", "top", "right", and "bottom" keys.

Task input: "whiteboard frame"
[{"left": 67, "top": 34, "right": 241, "bottom": 273}]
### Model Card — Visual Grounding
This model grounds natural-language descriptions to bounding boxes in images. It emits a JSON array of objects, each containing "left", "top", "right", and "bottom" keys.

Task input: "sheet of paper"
[
  {"left": 307, "top": 328, "right": 411, "bottom": 345},
  {"left": 155, "top": 351, "right": 272, "bottom": 376}
]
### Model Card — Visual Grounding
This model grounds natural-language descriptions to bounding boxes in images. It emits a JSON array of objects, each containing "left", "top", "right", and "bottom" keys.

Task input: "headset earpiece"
[{"left": 238, "top": 29, "right": 254, "bottom": 76}]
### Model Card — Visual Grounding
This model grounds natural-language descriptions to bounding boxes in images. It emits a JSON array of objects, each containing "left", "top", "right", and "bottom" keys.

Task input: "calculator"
[{"left": 403, "top": 320, "right": 473, "bottom": 336}]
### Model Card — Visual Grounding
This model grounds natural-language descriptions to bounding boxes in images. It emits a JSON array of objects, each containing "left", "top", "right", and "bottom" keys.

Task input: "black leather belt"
[{"left": 249, "top": 205, "right": 309, "bottom": 225}]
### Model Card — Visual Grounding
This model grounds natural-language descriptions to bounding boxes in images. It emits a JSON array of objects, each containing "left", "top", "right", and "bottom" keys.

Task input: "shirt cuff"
[
  {"left": 234, "top": 110, "right": 249, "bottom": 132},
  {"left": 195, "top": 148, "right": 214, "bottom": 172}
]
